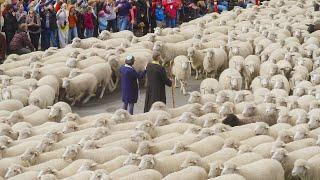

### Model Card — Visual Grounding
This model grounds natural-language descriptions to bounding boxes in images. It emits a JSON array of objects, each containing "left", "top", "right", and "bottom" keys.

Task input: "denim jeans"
[
  {"left": 166, "top": 17, "right": 176, "bottom": 28},
  {"left": 84, "top": 28, "right": 94, "bottom": 38},
  {"left": 123, "top": 102, "right": 134, "bottom": 115},
  {"left": 49, "top": 29, "right": 59, "bottom": 48},
  {"left": 118, "top": 16, "right": 129, "bottom": 31},
  {"left": 107, "top": 19, "right": 118, "bottom": 32},
  {"left": 68, "top": 27, "right": 78, "bottom": 43}
]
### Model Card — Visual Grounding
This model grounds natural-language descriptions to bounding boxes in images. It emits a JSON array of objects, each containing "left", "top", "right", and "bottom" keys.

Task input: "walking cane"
[{"left": 169, "top": 61, "right": 176, "bottom": 108}]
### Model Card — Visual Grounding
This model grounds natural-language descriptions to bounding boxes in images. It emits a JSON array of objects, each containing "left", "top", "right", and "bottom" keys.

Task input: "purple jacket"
[{"left": 120, "top": 65, "right": 146, "bottom": 103}]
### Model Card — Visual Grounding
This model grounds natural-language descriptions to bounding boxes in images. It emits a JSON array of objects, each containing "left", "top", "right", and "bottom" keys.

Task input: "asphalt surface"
[{"left": 72, "top": 78, "right": 201, "bottom": 116}]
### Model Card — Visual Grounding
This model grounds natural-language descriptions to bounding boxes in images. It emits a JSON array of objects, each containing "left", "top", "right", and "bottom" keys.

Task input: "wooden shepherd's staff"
[{"left": 168, "top": 61, "right": 176, "bottom": 108}]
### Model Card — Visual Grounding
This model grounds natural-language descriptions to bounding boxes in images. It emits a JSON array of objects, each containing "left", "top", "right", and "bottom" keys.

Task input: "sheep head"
[
  {"left": 93, "top": 117, "right": 113, "bottom": 128},
  {"left": 6, "top": 111, "right": 24, "bottom": 125},
  {"left": 0, "top": 135, "right": 12, "bottom": 146},
  {"left": 201, "top": 102, "right": 218, "bottom": 114},
  {"left": 135, "top": 121, "right": 155, "bottom": 136},
  {"left": 20, "top": 147, "right": 40, "bottom": 166},
  {"left": 149, "top": 101, "right": 167, "bottom": 112},
  {"left": 187, "top": 47, "right": 196, "bottom": 63},
  {"left": 62, "top": 78, "right": 71, "bottom": 89},
  {"left": 17, "top": 128, "right": 32, "bottom": 140},
  {"left": 223, "top": 138, "right": 239, "bottom": 149},
  {"left": 123, "top": 153, "right": 141, "bottom": 166},
  {"left": 138, "top": 154, "right": 155, "bottom": 170},
  {"left": 221, "top": 162, "right": 238, "bottom": 175},
  {"left": 5, "top": 164, "right": 23, "bottom": 179},
  {"left": 62, "top": 121, "right": 79, "bottom": 134},
  {"left": 219, "top": 102, "right": 235, "bottom": 118},
  {"left": 48, "top": 106, "right": 62, "bottom": 121},
  {"left": 45, "top": 129, "right": 62, "bottom": 143},
  {"left": 37, "top": 167, "right": 58, "bottom": 178},
  {"left": 254, "top": 122, "right": 269, "bottom": 135},
  {"left": 0, "top": 123, "right": 15, "bottom": 138},
  {"left": 38, "top": 174, "right": 58, "bottom": 180},
  {"left": 90, "top": 127, "right": 110, "bottom": 140},
  {"left": 202, "top": 113, "right": 219, "bottom": 128},
  {"left": 111, "top": 109, "right": 131, "bottom": 124},
  {"left": 293, "top": 127, "right": 309, "bottom": 141},
  {"left": 178, "top": 112, "right": 197, "bottom": 124},
  {"left": 242, "top": 103, "right": 257, "bottom": 117},
  {"left": 68, "top": 68, "right": 81, "bottom": 78},
  {"left": 188, "top": 91, "right": 201, "bottom": 104},
  {"left": 188, "top": 103, "right": 203, "bottom": 117},
  {"left": 171, "top": 141, "right": 188, "bottom": 155},
  {"left": 208, "top": 160, "right": 224, "bottom": 178},
  {"left": 36, "top": 138, "right": 54, "bottom": 153},
  {"left": 292, "top": 159, "right": 310, "bottom": 178},
  {"left": 271, "top": 148, "right": 288, "bottom": 164},
  {"left": 212, "top": 123, "right": 231, "bottom": 134},
  {"left": 238, "top": 144, "right": 252, "bottom": 154},
  {"left": 216, "top": 91, "right": 230, "bottom": 104},
  {"left": 62, "top": 144, "right": 81, "bottom": 162},
  {"left": 77, "top": 160, "right": 98, "bottom": 172},
  {"left": 308, "top": 115, "right": 320, "bottom": 130},
  {"left": 130, "top": 131, "right": 151, "bottom": 143},
  {"left": 154, "top": 112, "right": 171, "bottom": 126},
  {"left": 136, "top": 141, "right": 152, "bottom": 156},
  {"left": 180, "top": 155, "right": 202, "bottom": 169},
  {"left": 197, "top": 128, "right": 215, "bottom": 139},
  {"left": 89, "top": 169, "right": 111, "bottom": 180},
  {"left": 277, "top": 130, "right": 294, "bottom": 143}
]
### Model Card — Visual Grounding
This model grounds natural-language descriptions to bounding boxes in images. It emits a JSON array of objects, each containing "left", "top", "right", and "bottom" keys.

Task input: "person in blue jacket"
[{"left": 120, "top": 55, "right": 147, "bottom": 115}]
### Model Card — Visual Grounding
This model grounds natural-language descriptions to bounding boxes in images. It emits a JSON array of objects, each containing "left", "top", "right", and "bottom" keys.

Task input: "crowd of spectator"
[{"left": 0, "top": 0, "right": 259, "bottom": 60}]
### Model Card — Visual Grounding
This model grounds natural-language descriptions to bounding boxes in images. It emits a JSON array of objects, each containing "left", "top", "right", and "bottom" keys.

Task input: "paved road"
[{"left": 72, "top": 79, "right": 201, "bottom": 116}]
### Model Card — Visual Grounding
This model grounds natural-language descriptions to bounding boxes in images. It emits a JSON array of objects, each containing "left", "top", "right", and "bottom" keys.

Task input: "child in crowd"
[
  {"left": 83, "top": 6, "right": 94, "bottom": 38},
  {"left": 155, "top": 2, "right": 165, "bottom": 27},
  {"left": 98, "top": 10, "right": 108, "bottom": 32}
]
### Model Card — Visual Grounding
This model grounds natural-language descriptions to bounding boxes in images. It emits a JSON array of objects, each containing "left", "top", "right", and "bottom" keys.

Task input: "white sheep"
[
  {"left": 219, "top": 68, "right": 243, "bottom": 91},
  {"left": 62, "top": 73, "right": 98, "bottom": 105},
  {"left": 203, "top": 48, "right": 228, "bottom": 78},
  {"left": 28, "top": 85, "right": 55, "bottom": 109},
  {"left": 0, "top": 100, "right": 23, "bottom": 112},
  {"left": 200, "top": 78, "right": 219, "bottom": 94},
  {"left": 203, "top": 148, "right": 238, "bottom": 164},
  {"left": 172, "top": 55, "right": 191, "bottom": 95},
  {"left": 48, "top": 102, "right": 72, "bottom": 122},
  {"left": 163, "top": 166, "right": 207, "bottom": 180},
  {"left": 221, "top": 159, "right": 285, "bottom": 180},
  {"left": 291, "top": 156, "right": 320, "bottom": 180}
]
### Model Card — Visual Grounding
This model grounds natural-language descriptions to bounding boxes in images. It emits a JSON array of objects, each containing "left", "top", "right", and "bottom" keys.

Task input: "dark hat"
[{"left": 125, "top": 55, "right": 135, "bottom": 65}]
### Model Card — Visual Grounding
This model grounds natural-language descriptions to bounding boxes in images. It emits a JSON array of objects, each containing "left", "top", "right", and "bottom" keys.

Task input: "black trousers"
[
  {"left": 5, "top": 31, "right": 15, "bottom": 53},
  {"left": 29, "top": 32, "right": 40, "bottom": 51}
]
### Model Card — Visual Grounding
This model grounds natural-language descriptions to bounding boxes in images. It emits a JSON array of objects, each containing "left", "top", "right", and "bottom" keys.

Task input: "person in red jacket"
[{"left": 164, "top": 0, "right": 177, "bottom": 27}]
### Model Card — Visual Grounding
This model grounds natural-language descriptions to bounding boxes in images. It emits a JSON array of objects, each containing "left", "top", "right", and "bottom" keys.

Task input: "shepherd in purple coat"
[{"left": 120, "top": 55, "right": 147, "bottom": 114}]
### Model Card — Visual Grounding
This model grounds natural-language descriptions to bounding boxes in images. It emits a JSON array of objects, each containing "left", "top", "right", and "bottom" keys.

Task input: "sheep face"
[
  {"left": 71, "top": 37, "right": 82, "bottom": 48},
  {"left": 255, "top": 44, "right": 263, "bottom": 55},
  {"left": 62, "top": 121, "right": 79, "bottom": 134},
  {"left": 48, "top": 106, "right": 62, "bottom": 121},
  {"left": 264, "top": 93, "right": 276, "bottom": 104},
  {"left": 37, "top": 167, "right": 58, "bottom": 178},
  {"left": 308, "top": 116, "right": 320, "bottom": 130},
  {"left": 212, "top": 123, "right": 230, "bottom": 134},
  {"left": 208, "top": 161, "right": 223, "bottom": 178},
  {"left": 259, "top": 76, "right": 270, "bottom": 88},
  {"left": 150, "top": 101, "right": 167, "bottom": 112},
  {"left": 180, "top": 156, "right": 201, "bottom": 169},
  {"left": 296, "top": 113, "right": 308, "bottom": 125},
  {"left": 238, "top": 144, "right": 252, "bottom": 154},
  {"left": 98, "top": 31, "right": 111, "bottom": 40},
  {"left": 62, "top": 145, "right": 81, "bottom": 162},
  {"left": 45, "top": 130, "right": 61, "bottom": 143},
  {"left": 221, "top": 163, "right": 238, "bottom": 175},
  {"left": 138, "top": 155, "right": 155, "bottom": 170},
  {"left": 30, "top": 68, "right": 41, "bottom": 79},
  {"left": 202, "top": 115, "right": 218, "bottom": 128},
  {"left": 265, "top": 103, "right": 277, "bottom": 116},
  {"left": 90, "top": 127, "right": 110, "bottom": 140},
  {"left": 219, "top": 102, "right": 234, "bottom": 117},
  {"left": 70, "top": 51, "right": 80, "bottom": 58},
  {"left": 178, "top": 112, "right": 197, "bottom": 124},
  {"left": 68, "top": 68, "right": 81, "bottom": 78},
  {"left": 89, "top": 170, "right": 111, "bottom": 180},
  {"left": 184, "top": 126, "right": 202, "bottom": 135},
  {"left": 123, "top": 153, "right": 141, "bottom": 166},
  {"left": 216, "top": 92, "right": 229, "bottom": 104},
  {"left": 277, "top": 130, "right": 294, "bottom": 144},
  {"left": 2, "top": 88, "right": 11, "bottom": 100},
  {"left": 271, "top": 148, "right": 288, "bottom": 163},
  {"left": 77, "top": 161, "right": 97, "bottom": 172},
  {"left": 171, "top": 142, "right": 187, "bottom": 155},
  {"left": 187, "top": 47, "right": 196, "bottom": 62},
  {"left": 17, "top": 128, "right": 31, "bottom": 140},
  {"left": 310, "top": 73, "right": 320, "bottom": 85},
  {"left": 197, "top": 128, "right": 215, "bottom": 139},
  {"left": 20, "top": 147, "right": 39, "bottom": 166},
  {"left": 38, "top": 174, "right": 58, "bottom": 180},
  {"left": 136, "top": 141, "right": 150, "bottom": 156},
  {"left": 29, "top": 98, "right": 41, "bottom": 107},
  {"left": 93, "top": 118, "right": 111, "bottom": 128},
  {"left": 130, "top": 131, "right": 151, "bottom": 143},
  {"left": 62, "top": 78, "right": 71, "bottom": 89},
  {"left": 242, "top": 103, "right": 256, "bottom": 117},
  {"left": 292, "top": 159, "right": 309, "bottom": 178},
  {"left": 293, "top": 128, "right": 309, "bottom": 141},
  {"left": 254, "top": 122, "right": 269, "bottom": 135},
  {"left": 223, "top": 138, "right": 239, "bottom": 149},
  {"left": 83, "top": 140, "right": 101, "bottom": 150},
  {"left": 111, "top": 109, "right": 130, "bottom": 124},
  {"left": 135, "top": 121, "right": 154, "bottom": 134},
  {"left": 188, "top": 91, "right": 201, "bottom": 104},
  {"left": 230, "top": 76, "right": 241, "bottom": 90},
  {"left": 201, "top": 102, "right": 218, "bottom": 114},
  {"left": 36, "top": 138, "right": 54, "bottom": 153},
  {"left": 5, "top": 164, "right": 23, "bottom": 179},
  {"left": 154, "top": 113, "right": 170, "bottom": 126}
]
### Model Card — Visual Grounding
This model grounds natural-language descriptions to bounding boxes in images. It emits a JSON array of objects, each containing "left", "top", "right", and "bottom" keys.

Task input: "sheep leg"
[
  {"left": 195, "top": 70, "right": 199, "bottom": 80},
  {"left": 181, "top": 81, "right": 187, "bottom": 95},
  {"left": 74, "top": 92, "right": 85, "bottom": 105},
  {"left": 82, "top": 93, "right": 96, "bottom": 104},
  {"left": 99, "top": 84, "right": 107, "bottom": 99},
  {"left": 108, "top": 79, "right": 116, "bottom": 92}
]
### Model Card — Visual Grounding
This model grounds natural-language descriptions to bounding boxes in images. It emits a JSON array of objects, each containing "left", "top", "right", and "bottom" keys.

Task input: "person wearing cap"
[
  {"left": 144, "top": 51, "right": 172, "bottom": 112},
  {"left": 120, "top": 55, "right": 147, "bottom": 115}
]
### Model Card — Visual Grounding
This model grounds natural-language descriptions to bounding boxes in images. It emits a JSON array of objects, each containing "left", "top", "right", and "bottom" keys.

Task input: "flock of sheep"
[{"left": 1, "top": 0, "right": 320, "bottom": 179}]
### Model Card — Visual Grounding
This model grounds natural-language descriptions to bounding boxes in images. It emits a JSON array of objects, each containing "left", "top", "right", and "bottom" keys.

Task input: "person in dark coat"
[
  {"left": 144, "top": 51, "right": 172, "bottom": 112},
  {"left": 3, "top": 4, "right": 18, "bottom": 53},
  {"left": 0, "top": 33, "right": 6, "bottom": 63},
  {"left": 120, "top": 55, "right": 147, "bottom": 114}
]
